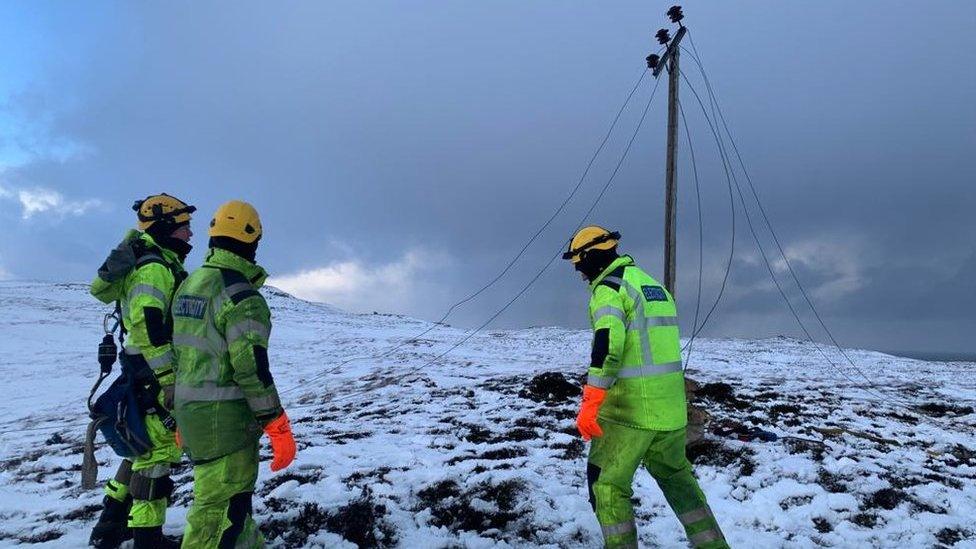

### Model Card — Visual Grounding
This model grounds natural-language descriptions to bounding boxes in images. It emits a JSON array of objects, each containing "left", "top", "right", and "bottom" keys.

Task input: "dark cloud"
[{"left": 0, "top": 1, "right": 973, "bottom": 355}]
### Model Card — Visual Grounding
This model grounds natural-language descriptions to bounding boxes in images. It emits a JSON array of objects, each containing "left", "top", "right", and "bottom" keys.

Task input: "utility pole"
[
  {"left": 647, "top": 6, "right": 686, "bottom": 298},
  {"left": 649, "top": 8, "right": 704, "bottom": 448}
]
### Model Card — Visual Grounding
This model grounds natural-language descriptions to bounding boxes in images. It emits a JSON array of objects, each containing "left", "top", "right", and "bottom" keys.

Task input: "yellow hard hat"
[
  {"left": 132, "top": 193, "right": 196, "bottom": 231},
  {"left": 563, "top": 225, "right": 620, "bottom": 264},
  {"left": 209, "top": 200, "right": 262, "bottom": 243}
]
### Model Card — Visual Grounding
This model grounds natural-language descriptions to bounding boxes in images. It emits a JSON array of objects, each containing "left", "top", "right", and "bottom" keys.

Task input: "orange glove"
[
  {"left": 174, "top": 428, "right": 183, "bottom": 449},
  {"left": 576, "top": 385, "right": 607, "bottom": 441},
  {"left": 263, "top": 411, "right": 296, "bottom": 472}
]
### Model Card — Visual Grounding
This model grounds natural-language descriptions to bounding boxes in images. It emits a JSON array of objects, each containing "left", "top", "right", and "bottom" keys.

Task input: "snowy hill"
[{"left": 0, "top": 280, "right": 974, "bottom": 548}]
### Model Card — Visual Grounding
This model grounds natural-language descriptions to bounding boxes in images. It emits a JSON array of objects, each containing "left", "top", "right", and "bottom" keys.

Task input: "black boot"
[
  {"left": 89, "top": 495, "right": 133, "bottom": 548},
  {"left": 132, "top": 526, "right": 181, "bottom": 549}
]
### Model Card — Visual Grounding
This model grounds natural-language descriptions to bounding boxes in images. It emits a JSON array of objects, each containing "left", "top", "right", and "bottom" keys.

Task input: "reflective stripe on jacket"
[
  {"left": 587, "top": 255, "right": 687, "bottom": 431},
  {"left": 172, "top": 247, "right": 282, "bottom": 462}
]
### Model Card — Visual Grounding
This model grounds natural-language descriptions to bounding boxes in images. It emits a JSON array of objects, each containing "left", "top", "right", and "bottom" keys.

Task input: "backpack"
[
  {"left": 81, "top": 353, "right": 157, "bottom": 489},
  {"left": 90, "top": 368, "right": 154, "bottom": 457}
]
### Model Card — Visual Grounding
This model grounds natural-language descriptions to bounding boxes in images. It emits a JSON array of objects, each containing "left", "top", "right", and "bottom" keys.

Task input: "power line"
[
  {"left": 3, "top": 66, "right": 663, "bottom": 436},
  {"left": 280, "top": 68, "right": 653, "bottom": 397},
  {"left": 675, "top": 56, "right": 973, "bottom": 427},
  {"left": 290, "top": 75, "right": 665, "bottom": 410},
  {"left": 678, "top": 66, "right": 888, "bottom": 395},
  {"left": 678, "top": 100, "right": 710, "bottom": 368},
  {"left": 0, "top": 420, "right": 88, "bottom": 435},
  {"left": 677, "top": 94, "right": 738, "bottom": 359},
  {"left": 682, "top": 35, "right": 907, "bottom": 399}
]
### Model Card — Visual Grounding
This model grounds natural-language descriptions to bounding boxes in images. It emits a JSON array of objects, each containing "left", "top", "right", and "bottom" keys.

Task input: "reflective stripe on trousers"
[
  {"left": 679, "top": 505, "right": 726, "bottom": 547},
  {"left": 602, "top": 519, "right": 636, "bottom": 538},
  {"left": 141, "top": 463, "right": 171, "bottom": 479},
  {"left": 679, "top": 506, "right": 712, "bottom": 526},
  {"left": 690, "top": 527, "right": 725, "bottom": 547}
]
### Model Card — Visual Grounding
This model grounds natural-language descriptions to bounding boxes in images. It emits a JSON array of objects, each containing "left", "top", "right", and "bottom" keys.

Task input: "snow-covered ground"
[{"left": 0, "top": 280, "right": 974, "bottom": 548}]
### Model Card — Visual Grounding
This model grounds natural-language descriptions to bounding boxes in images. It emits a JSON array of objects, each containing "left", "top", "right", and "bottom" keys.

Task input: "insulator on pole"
[
  {"left": 656, "top": 29, "right": 671, "bottom": 46},
  {"left": 667, "top": 5, "right": 684, "bottom": 25},
  {"left": 646, "top": 54, "right": 661, "bottom": 69}
]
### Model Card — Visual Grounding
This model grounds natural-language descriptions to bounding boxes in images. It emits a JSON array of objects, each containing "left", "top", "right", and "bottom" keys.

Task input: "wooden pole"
[{"left": 663, "top": 40, "right": 680, "bottom": 296}]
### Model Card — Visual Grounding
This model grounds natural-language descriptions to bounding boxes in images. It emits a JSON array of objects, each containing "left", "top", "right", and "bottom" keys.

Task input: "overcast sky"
[{"left": 1, "top": 1, "right": 974, "bottom": 357}]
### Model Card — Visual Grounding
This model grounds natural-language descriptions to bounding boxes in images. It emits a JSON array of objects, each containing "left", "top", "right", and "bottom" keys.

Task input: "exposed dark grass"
[
  {"left": 687, "top": 440, "right": 756, "bottom": 476},
  {"left": 261, "top": 488, "right": 396, "bottom": 548},
  {"left": 415, "top": 478, "right": 528, "bottom": 538},
  {"left": 519, "top": 372, "right": 581, "bottom": 404}
]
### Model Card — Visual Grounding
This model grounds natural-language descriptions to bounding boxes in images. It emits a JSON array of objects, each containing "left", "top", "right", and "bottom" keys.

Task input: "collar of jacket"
[
  {"left": 204, "top": 247, "right": 268, "bottom": 287},
  {"left": 139, "top": 231, "right": 184, "bottom": 268},
  {"left": 589, "top": 255, "right": 634, "bottom": 292}
]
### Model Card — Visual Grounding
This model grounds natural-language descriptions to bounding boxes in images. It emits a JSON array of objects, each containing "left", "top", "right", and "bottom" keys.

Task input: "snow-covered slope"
[{"left": 0, "top": 280, "right": 974, "bottom": 548}]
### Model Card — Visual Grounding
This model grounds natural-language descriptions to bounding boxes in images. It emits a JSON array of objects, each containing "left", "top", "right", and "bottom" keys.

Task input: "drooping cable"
[
  {"left": 3, "top": 68, "right": 662, "bottom": 436},
  {"left": 291, "top": 76, "right": 665, "bottom": 408},
  {"left": 677, "top": 35, "right": 971, "bottom": 432},
  {"left": 280, "top": 68, "right": 652, "bottom": 396},
  {"left": 681, "top": 34, "right": 969, "bottom": 415},
  {"left": 677, "top": 99, "right": 706, "bottom": 368},
  {"left": 678, "top": 67, "right": 889, "bottom": 394},
  {"left": 676, "top": 65, "right": 960, "bottom": 420},
  {"left": 676, "top": 89, "right": 738, "bottom": 359},
  {"left": 682, "top": 35, "right": 906, "bottom": 398}
]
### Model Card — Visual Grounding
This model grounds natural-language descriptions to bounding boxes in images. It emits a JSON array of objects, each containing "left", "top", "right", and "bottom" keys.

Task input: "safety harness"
[{"left": 81, "top": 237, "right": 183, "bottom": 490}]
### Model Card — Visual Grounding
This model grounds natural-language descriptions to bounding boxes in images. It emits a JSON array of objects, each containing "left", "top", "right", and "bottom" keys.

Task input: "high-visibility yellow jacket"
[
  {"left": 586, "top": 255, "right": 687, "bottom": 431},
  {"left": 171, "top": 247, "right": 283, "bottom": 462}
]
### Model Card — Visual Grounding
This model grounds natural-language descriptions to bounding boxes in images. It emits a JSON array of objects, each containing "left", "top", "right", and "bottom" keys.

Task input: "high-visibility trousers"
[
  {"left": 587, "top": 422, "right": 729, "bottom": 548},
  {"left": 181, "top": 439, "right": 264, "bottom": 549},
  {"left": 104, "top": 414, "right": 181, "bottom": 528}
]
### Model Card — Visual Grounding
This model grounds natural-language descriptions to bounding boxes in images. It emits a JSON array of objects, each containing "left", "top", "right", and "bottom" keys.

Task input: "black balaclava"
[
  {"left": 210, "top": 236, "right": 259, "bottom": 263},
  {"left": 146, "top": 220, "right": 192, "bottom": 261},
  {"left": 575, "top": 248, "right": 619, "bottom": 282}
]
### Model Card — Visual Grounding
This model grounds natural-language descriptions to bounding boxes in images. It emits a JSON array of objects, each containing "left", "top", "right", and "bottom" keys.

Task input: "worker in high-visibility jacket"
[
  {"left": 89, "top": 194, "right": 196, "bottom": 549},
  {"left": 172, "top": 200, "right": 295, "bottom": 548},
  {"left": 565, "top": 226, "right": 728, "bottom": 549}
]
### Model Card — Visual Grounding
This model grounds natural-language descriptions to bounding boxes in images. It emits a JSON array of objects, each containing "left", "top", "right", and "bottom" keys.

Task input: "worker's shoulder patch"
[
  {"left": 641, "top": 285, "right": 668, "bottom": 302},
  {"left": 173, "top": 295, "right": 207, "bottom": 319}
]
